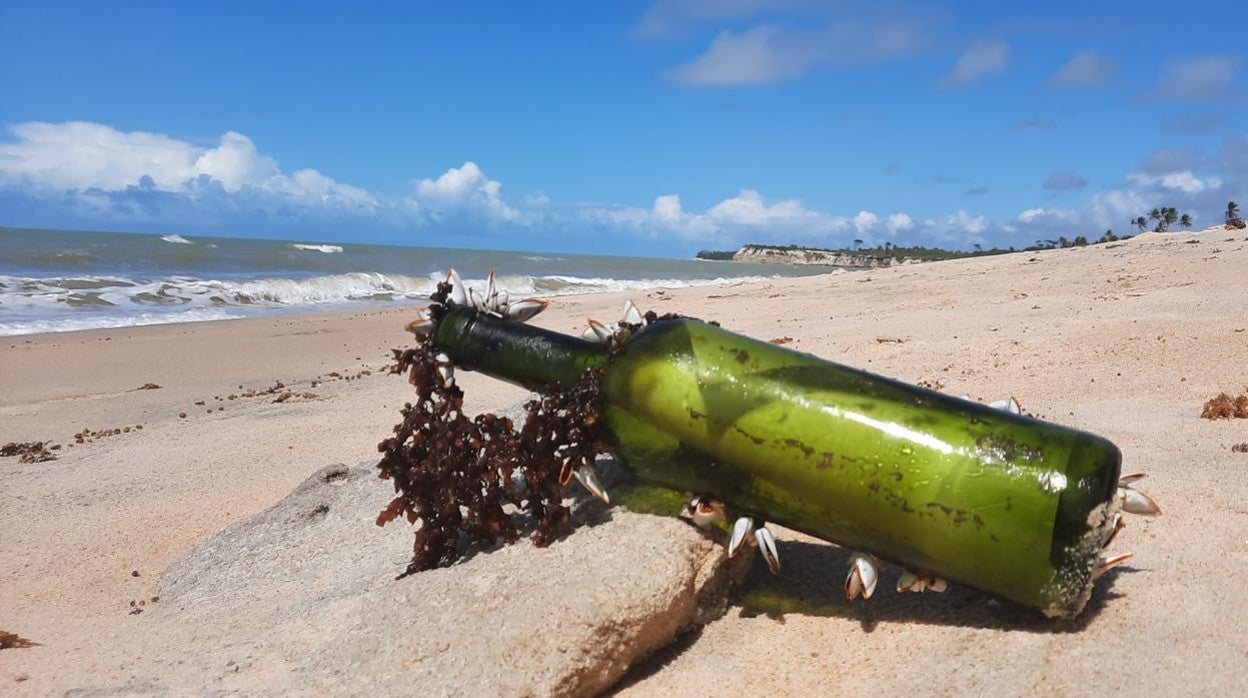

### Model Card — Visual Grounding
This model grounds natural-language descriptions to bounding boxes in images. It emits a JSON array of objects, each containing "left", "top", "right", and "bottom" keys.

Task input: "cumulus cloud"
[
  {"left": 523, "top": 191, "right": 551, "bottom": 206},
  {"left": 852, "top": 210, "right": 879, "bottom": 234},
  {"left": 1042, "top": 171, "right": 1088, "bottom": 191},
  {"left": 948, "top": 209, "right": 986, "bottom": 234},
  {"left": 1125, "top": 171, "right": 1221, "bottom": 194},
  {"left": 0, "top": 121, "right": 555, "bottom": 232},
  {"left": 413, "top": 161, "right": 520, "bottom": 223},
  {"left": 1154, "top": 55, "right": 1240, "bottom": 100},
  {"left": 1, "top": 121, "right": 1007, "bottom": 250},
  {"left": 1048, "top": 50, "right": 1118, "bottom": 88},
  {"left": 885, "top": 212, "right": 913, "bottom": 234},
  {"left": 939, "top": 39, "right": 1008, "bottom": 87},
  {"left": 1122, "top": 146, "right": 1222, "bottom": 194},
  {"left": 0, "top": 121, "right": 376, "bottom": 209},
  {"left": 580, "top": 188, "right": 859, "bottom": 242},
  {"left": 18, "top": 120, "right": 1240, "bottom": 254},
  {"left": 668, "top": 19, "right": 926, "bottom": 86}
]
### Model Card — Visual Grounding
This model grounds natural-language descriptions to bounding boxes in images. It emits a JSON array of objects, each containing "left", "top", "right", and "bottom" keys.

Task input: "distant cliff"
[{"left": 729, "top": 244, "right": 914, "bottom": 268}]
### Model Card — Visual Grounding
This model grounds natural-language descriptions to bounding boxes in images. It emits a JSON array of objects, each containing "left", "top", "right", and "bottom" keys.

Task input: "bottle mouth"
[{"left": 1043, "top": 434, "right": 1122, "bottom": 617}]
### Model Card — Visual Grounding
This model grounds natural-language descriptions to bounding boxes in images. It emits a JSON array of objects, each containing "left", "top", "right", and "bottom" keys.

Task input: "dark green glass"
[{"left": 432, "top": 307, "right": 1122, "bottom": 617}]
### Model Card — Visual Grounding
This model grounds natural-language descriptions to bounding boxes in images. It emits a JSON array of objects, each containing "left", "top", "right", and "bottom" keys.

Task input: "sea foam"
[
  {"left": 0, "top": 271, "right": 771, "bottom": 336},
  {"left": 290, "top": 243, "right": 344, "bottom": 253}
]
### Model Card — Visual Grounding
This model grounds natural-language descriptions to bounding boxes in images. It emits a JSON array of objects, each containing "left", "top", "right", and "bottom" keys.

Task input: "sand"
[{"left": 3, "top": 229, "right": 1247, "bottom": 694}]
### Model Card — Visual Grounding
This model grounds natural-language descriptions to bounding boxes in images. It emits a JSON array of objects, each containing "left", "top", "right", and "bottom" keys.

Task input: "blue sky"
[{"left": 2, "top": 0, "right": 1246, "bottom": 256}]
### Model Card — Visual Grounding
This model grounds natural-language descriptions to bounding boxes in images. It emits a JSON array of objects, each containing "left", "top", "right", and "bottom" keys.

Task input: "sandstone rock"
[{"left": 152, "top": 460, "right": 749, "bottom": 695}]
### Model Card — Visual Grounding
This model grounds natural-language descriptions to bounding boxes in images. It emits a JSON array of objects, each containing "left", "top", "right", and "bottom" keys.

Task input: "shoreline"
[{"left": 3, "top": 230, "right": 1248, "bottom": 693}]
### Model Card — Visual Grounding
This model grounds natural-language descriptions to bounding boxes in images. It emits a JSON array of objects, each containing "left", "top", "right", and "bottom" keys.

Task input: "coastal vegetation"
[
  {"left": 1227, "top": 201, "right": 1244, "bottom": 229},
  {"left": 1131, "top": 206, "right": 1192, "bottom": 233},
  {"left": 699, "top": 200, "right": 1243, "bottom": 263},
  {"left": 696, "top": 242, "right": 1016, "bottom": 262}
]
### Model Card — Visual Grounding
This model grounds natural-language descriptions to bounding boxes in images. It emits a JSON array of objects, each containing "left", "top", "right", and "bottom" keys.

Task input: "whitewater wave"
[
  {"left": 161, "top": 234, "right": 193, "bottom": 244},
  {"left": 0, "top": 307, "right": 243, "bottom": 336},
  {"left": 290, "top": 243, "right": 344, "bottom": 253},
  {"left": 0, "top": 271, "right": 771, "bottom": 336}
]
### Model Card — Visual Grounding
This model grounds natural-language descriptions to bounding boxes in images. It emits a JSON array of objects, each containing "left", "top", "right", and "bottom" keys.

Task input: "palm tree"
[
  {"left": 1179, "top": 213, "right": 1192, "bottom": 228},
  {"left": 853, "top": 239, "right": 863, "bottom": 250},
  {"left": 1133, "top": 216, "right": 1148, "bottom": 232},
  {"left": 1228, "top": 201, "right": 1241, "bottom": 222}
]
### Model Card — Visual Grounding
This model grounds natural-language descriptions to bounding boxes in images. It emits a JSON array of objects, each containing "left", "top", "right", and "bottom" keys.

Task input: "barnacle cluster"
[{"left": 376, "top": 281, "right": 605, "bottom": 575}]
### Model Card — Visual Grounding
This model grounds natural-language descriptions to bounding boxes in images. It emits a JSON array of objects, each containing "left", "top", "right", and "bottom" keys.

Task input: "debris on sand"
[
  {"left": 1232, "top": 443, "right": 1248, "bottom": 453},
  {"left": 769, "top": 336, "right": 793, "bottom": 345},
  {"left": 0, "top": 630, "right": 39, "bottom": 649},
  {"left": 1201, "top": 393, "right": 1248, "bottom": 419},
  {"left": 1, "top": 441, "right": 57, "bottom": 463},
  {"left": 132, "top": 383, "right": 162, "bottom": 391}
]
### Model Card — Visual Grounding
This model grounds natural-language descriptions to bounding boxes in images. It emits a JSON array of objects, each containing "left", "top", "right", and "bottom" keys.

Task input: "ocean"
[{"left": 0, "top": 227, "right": 826, "bottom": 336}]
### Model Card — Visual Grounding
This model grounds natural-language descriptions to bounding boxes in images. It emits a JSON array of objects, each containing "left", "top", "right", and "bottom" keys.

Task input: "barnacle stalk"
[{"left": 378, "top": 268, "right": 1160, "bottom": 618}]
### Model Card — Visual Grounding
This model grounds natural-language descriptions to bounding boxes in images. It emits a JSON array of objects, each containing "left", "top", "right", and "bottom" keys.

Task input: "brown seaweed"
[
  {"left": 376, "top": 282, "right": 605, "bottom": 575},
  {"left": 1, "top": 441, "right": 57, "bottom": 463},
  {"left": 0, "top": 630, "right": 39, "bottom": 650},
  {"left": 1201, "top": 393, "right": 1248, "bottom": 419}
]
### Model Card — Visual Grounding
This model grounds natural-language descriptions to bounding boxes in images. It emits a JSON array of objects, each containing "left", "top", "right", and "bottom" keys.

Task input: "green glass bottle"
[{"left": 424, "top": 289, "right": 1150, "bottom": 618}]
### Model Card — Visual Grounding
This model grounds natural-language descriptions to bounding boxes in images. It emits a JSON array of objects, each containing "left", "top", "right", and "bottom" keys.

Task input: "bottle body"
[
  {"left": 433, "top": 308, "right": 1123, "bottom": 616},
  {"left": 601, "top": 318, "right": 1121, "bottom": 616}
]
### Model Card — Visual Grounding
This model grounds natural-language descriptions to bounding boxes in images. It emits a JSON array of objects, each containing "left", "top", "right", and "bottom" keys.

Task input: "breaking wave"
[
  {"left": 290, "top": 243, "right": 344, "bottom": 253},
  {"left": 160, "top": 234, "right": 193, "bottom": 244},
  {"left": 0, "top": 271, "right": 767, "bottom": 336},
  {"left": 0, "top": 308, "right": 243, "bottom": 336}
]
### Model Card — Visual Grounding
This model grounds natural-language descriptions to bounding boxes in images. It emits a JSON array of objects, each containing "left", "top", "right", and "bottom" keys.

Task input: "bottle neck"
[{"left": 431, "top": 306, "right": 607, "bottom": 390}]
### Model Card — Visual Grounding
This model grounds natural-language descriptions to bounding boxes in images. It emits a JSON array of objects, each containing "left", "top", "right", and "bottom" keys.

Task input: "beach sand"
[{"left": 2, "top": 229, "right": 1247, "bottom": 693}]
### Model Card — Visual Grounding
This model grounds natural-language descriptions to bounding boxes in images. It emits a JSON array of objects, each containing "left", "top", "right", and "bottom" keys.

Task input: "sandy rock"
[{"left": 152, "top": 460, "right": 749, "bottom": 696}]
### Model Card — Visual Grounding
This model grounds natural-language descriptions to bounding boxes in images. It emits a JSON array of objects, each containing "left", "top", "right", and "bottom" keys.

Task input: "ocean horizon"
[{"left": 0, "top": 226, "right": 827, "bottom": 336}]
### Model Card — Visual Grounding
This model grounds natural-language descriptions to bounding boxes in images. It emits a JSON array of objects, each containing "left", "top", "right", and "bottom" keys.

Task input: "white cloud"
[
  {"left": 939, "top": 39, "right": 1008, "bottom": 87},
  {"left": 1017, "top": 208, "right": 1046, "bottom": 223},
  {"left": 1125, "top": 171, "right": 1222, "bottom": 194},
  {"left": 0, "top": 120, "right": 376, "bottom": 210},
  {"left": 579, "top": 188, "right": 853, "bottom": 242},
  {"left": 1048, "top": 50, "right": 1118, "bottom": 88},
  {"left": 1155, "top": 55, "right": 1240, "bottom": 100},
  {"left": 940, "top": 209, "right": 987, "bottom": 234},
  {"left": 17, "top": 120, "right": 1241, "bottom": 254},
  {"left": 413, "top": 161, "right": 520, "bottom": 222},
  {"left": 1017, "top": 207, "right": 1076, "bottom": 224},
  {"left": 885, "top": 212, "right": 913, "bottom": 234},
  {"left": 852, "top": 210, "right": 878, "bottom": 234},
  {"left": 708, "top": 188, "right": 844, "bottom": 231},
  {"left": 523, "top": 191, "right": 551, "bottom": 206},
  {"left": 668, "top": 19, "right": 925, "bottom": 86}
]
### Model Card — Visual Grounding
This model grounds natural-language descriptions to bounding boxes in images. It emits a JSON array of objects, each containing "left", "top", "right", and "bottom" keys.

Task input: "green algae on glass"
[{"left": 611, "top": 483, "right": 689, "bottom": 517}]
